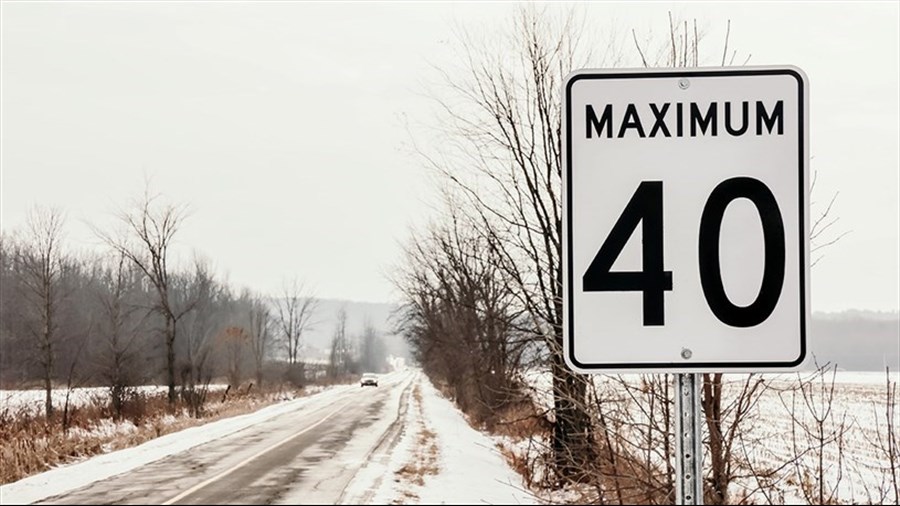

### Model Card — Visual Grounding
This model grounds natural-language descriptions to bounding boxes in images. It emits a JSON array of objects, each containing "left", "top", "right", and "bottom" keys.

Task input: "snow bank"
[{"left": 415, "top": 377, "right": 536, "bottom": 505}]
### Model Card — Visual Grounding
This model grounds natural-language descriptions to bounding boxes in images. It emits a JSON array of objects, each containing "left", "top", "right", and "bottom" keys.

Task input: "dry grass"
[
  {"left": 486, "top": 396, "right": 554, "bottom": 491},
  {"left": 490, "top": 398, "right": 552, "bottom": 440},
  {"left": 392, "top": 487, "right": 420, "bottom": 504},
  {"left": 395, "top": 463, "right": 428, "bottom": 487},
  {"left": 0, "top": 383, "right": 314, "bottom": 485},
  {"left": 487, "top": 390, "right": 674, "bottom": 504}
]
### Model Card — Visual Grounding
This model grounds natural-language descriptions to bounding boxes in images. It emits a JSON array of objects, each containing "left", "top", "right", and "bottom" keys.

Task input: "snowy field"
[
  {"left": 728, "top": 372, "right": 899, "bottom": 503},
  {"left": 520, "top": 370, "right": 899, "bottom": 504},
  {"left": 0, "top": 385, "right": 230, "bottom": 416}
]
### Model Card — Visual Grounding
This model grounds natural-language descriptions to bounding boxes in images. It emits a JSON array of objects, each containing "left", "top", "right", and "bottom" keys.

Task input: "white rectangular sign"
[{"left": 563, "top": 67, "right": 809, "bottom": 372}]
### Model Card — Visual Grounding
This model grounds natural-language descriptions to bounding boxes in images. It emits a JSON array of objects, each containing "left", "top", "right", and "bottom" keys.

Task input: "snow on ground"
[
  {"left": 0, "top": 385, "right": 229, "bottom": 416},
  {"left": 0, "top": 383, "right": 354, "bottom": 505},
  {"left": 336, "top": 377, "right": 416, "bottom": 504},
  {"left": 519, "top": 369, "right": 899, "bottom": 504},
  {"left": 4, "top": 370, "right": 893, "bottom": 504},
  {"left": 348, "top": 373, "right": 536, "bottom": 505},
  {"left": 414, "top": 378, "right": 536, "bottom": 505},
  {"left": 4, "top": 372, "right": 536, "bottom": 505}
]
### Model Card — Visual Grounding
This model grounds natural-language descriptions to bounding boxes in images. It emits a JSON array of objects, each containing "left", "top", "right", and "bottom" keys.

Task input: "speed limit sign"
[{"left": 563, "top": 67, "right": 809, "bottom": 372}]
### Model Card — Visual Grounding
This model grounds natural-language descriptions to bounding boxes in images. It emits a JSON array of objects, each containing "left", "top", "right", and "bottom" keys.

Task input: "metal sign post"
[{"left": 675, "top": 373, "right": 704, "bottom": 505}]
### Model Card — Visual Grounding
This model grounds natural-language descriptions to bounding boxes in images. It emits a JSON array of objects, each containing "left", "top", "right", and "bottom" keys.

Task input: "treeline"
[
  {"left": 393, "top": 9, "right": 596, "bottom": 485},
  {"left": 0, "top": 192, "right": 389, "bottom": 421},
  {"left": 394, "top": 219, "right": 534, "bottom": 425}
]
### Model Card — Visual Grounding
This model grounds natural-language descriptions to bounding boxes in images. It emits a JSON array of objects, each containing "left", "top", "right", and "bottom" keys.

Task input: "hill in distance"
[
  {"left": 809, "top": 309, "right": 899, "bottom": 371},
  {"left": 271, "top": 297, "right": 899, "bottom": 372}
]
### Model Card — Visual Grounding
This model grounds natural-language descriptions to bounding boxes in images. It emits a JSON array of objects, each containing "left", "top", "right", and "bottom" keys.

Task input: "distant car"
[{"left": 360, "top": 373, "right": 378, "bottom": 387}]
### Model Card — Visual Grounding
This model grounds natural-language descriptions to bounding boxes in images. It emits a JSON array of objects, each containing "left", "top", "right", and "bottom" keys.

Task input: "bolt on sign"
[{"left": 562, "top": 67, "right": 810, "bottom": 373}]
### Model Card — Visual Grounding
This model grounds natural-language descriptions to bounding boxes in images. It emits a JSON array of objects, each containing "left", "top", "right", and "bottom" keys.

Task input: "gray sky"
[{"left": 1, "top": 1, "right": 897, "bottom": 312}]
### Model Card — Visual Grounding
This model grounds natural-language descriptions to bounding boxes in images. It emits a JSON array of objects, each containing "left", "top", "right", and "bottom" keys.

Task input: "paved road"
[{"left": 41, "top": 372, "right": 416, "bottom": 505}]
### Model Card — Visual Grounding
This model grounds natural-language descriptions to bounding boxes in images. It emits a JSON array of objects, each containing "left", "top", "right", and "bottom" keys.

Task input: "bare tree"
[
  {"left": 394, "top": 213, "right": 531, "bottom": 426},
  {"left": 275, "top": 278, "right": 318, "bottom": 366},
  {"left": 780, "top": 364, "right": 851, "bottom": 505},
  {"left": 585, "top": 374, "right": 676, "bottom": 504},
  {"left": 61, "top": 329, "right": 91, "bottom": 433},
  {"left": 177, "top": 259, "right": 226, "bottom": 415},
  {"left": 247, "top": 293, "right": 272, "bottom": 387},
  {"left": 418, "top": 8, "right": 605, "bottom": 480},
  {"left": 810, "top": 170, "right": 850, "bottom": 267},
  {"left": 359, "top": 318, "right": 387, "bottom": 374},
  {"left": 95, "top": 252, "right": 147, "bottom": 419},
  {"left": 328, "top": 306, "right": 351, "bottom": 378},
  {"left": 97, "top": 184, "right": 193, "bottom": 404},
  {"left": 18, "top": 206, "right": 67, "bottom": 418},
  {"left": 700, "top": 373, "right": 768, "bottom": 504},
  {"left": 0, "top": 234, "right": 27, "bottom": 384},
  {"left": 219, "top": 325, "right": 248, "bottom": 388}
]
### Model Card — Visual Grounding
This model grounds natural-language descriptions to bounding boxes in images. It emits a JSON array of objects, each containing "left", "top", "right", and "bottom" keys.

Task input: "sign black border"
[{"left": 565, "top": 68, "right": 807, "bottom": 370}]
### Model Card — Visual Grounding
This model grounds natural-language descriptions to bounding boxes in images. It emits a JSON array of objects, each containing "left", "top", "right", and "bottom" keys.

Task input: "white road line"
[{"left": 162, "top": 399, "right": 354, "bottom": 505}]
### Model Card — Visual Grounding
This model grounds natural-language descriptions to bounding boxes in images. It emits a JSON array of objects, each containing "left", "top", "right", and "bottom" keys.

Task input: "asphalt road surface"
[{"left": 40, "top": 371, "right": 416, "bottom": 505}]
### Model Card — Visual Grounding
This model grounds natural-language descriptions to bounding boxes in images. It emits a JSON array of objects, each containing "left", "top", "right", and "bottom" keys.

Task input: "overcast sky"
[{"left": 1, "top": 1, "right": 897, "bottom": 312}]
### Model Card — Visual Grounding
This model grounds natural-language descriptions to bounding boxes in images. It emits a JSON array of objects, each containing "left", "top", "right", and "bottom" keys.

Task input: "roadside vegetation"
[
  {"left": 0, "top": 376, "right": 372, "bottom": 485},
  {"left": 2, "top": 384, "right": 273, "bottom": 484}
]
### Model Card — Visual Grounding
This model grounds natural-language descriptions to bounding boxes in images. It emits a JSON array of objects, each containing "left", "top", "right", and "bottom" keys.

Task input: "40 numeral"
[{"left": 583, "top": 178, "right": 785, "bottom": 327}]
